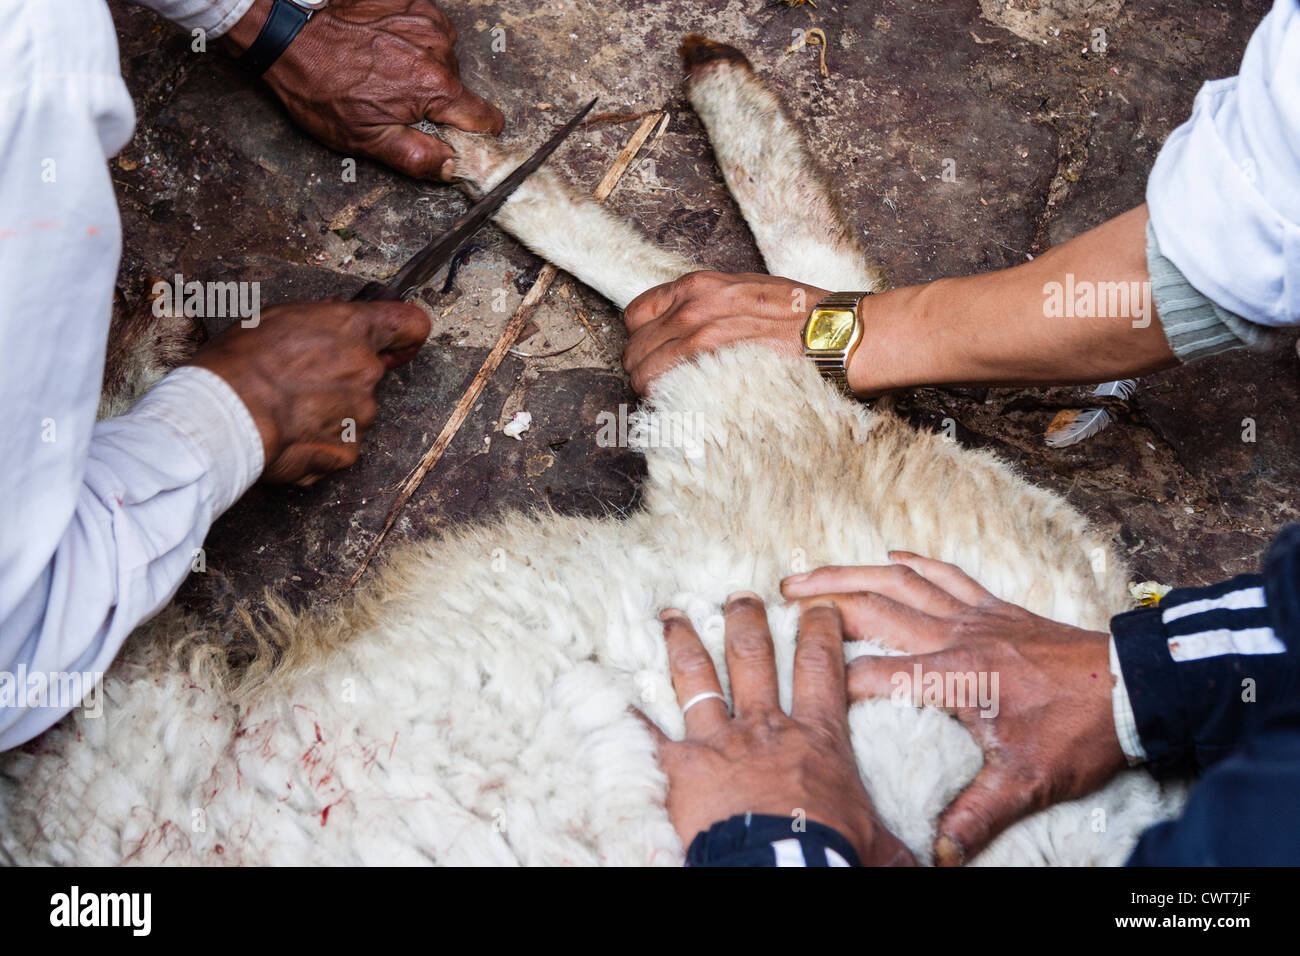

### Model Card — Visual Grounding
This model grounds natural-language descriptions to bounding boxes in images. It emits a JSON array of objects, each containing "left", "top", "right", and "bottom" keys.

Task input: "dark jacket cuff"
[{"left": 686, "top": 813, "right": 861, "bottom": 867}]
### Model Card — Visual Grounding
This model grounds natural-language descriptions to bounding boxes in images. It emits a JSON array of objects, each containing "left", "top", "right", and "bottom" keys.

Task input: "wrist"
[
  {"left": 845, "top": 283, "right": 944, "bottom": 397},
  {"left": 223, "top": 0, "right": 273, "bottom": 54}
]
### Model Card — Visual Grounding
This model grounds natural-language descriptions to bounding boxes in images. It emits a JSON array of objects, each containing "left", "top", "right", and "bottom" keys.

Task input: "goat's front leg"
[{"left": 438, "top": 127, "right": 700, "bottom": 310}]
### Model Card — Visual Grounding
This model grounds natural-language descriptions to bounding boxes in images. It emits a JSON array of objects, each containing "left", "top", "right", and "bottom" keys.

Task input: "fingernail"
[
  {"left": 803, "top": 596, "right": 837, "bottom": 609},
  {"left": 439, "top": 159, "right": 457, "bottom": 181},
  {"left": 934, "top": 834, "right": 965, "bottom": 867},
  {"left": 658, "top": 608, "right": 687, "bottom": 622},
  {"left": 888, "top": 550, "right": 914, "bottom": 562},
  {"left": 783, "top": 572, "right": 810, "bottom": 586},
  {"left": 725, "top": 590, "right": 762, "bottom": 609}
]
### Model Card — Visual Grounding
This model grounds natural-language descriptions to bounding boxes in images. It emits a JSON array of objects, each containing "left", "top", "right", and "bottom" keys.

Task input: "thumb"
[
  {"left": 428, "top": 86, "right": 506, "bottom": 136},
  {"left": 265, "top": 442, "right": 357, "bottom": 486},
  {"left": 933, "top": 762, "right": 1035, "bottom": 866},
  {"left": 846, "top": 654, "right": 916, "bottom": 701},
  {"left": 363, "top": 125, "right": 457, "bottom": 181}
]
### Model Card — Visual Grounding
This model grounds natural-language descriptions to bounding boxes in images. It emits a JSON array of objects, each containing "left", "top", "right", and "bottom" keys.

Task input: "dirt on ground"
[{"left": 104, "top": 0, "right": 1297, "bottom": 625}]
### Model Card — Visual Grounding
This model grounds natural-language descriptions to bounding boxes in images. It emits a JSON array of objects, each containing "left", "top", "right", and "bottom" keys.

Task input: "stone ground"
[{"left": 105, "top": 0, "right": 1297, "bottom": 626}]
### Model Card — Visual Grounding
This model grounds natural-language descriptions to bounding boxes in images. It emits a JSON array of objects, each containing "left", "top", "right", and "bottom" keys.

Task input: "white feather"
[{"left": 1045, "top": 379, "right": 1138, "bottom": 448}]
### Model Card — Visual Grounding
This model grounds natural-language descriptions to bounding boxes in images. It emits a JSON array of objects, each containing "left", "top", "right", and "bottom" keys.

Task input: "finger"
[
  {"left": 791, "top": 592, "right": 951, "bottom": 654},
  {"left": 265, "top": 441, "right": 358, "bottom": 485},
  {"left": 630, "top": 708, "right": 671, "bottom": 750},
  {"left": 790, "top": 601, "right": 849, "bottom": 731},
  {"left": 845, "top": 653, "right": 916, "bottom": 701},
  {"left": 625, "top": 333, "right": 697, "bottom": 396},
  {"left": 360, "top": 301, "right": 431, "bottom": 360},
  {"left": 363, "top": 124, "right": 457, "bottom": 181},
  {"left": 933, "top": 762, "right": 1036, "bottom": 866},
  {"left": 888, "top": 551, "right": 997, "bottom": 607},
  {"left": 660, "top": 610, "right": 729, "bottom": 736},
  {"left": 722, "top": 593, "right": 779, "bottom": 716},
  {"left": 782, "top": 564, "right": 969, "bottom": 615},
  {"left": 621, "top": 314, "right": 686, "bottom": 389},
  {"left": 427, "top": 85, "right": 505, "bottom": 136},
  {"left": 623, "top": 279, "right": 680, "bottom": 334}
]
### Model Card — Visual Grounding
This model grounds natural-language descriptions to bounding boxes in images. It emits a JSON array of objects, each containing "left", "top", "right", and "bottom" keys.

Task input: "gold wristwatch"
[{"left": 802, "top": 291, "right": 871, "bottom": 393}]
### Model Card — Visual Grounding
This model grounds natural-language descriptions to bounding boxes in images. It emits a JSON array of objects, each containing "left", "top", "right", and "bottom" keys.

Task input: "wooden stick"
[{"left": 346, "top": 111, "right": 665, "bottom": 590}]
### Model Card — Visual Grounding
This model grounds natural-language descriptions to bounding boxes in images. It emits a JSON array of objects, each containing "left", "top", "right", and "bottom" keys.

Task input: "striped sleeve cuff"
[
  {"left": 1147, "top": 219, "right": 1279, "bottom": 363},
  {"left": 686, "top": 814, "right": 859, "bottom": 867},
  {"left": 1112, "top": 574, "right": 1284, "bottom": 777}
]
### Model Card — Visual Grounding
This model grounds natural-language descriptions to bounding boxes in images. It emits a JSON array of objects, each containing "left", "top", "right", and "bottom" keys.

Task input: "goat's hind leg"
[{"left": 681, "top": 36, "right": 886, "bottom": 294}]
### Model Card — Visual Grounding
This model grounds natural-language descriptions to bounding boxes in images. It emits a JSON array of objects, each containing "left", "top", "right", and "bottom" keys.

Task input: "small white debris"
[
  {"left": 503, "top": 411, "right": 532, "bottom": 440},
  {"left": 1129, "top": 581, "right": 1172, "bottom": 607}
]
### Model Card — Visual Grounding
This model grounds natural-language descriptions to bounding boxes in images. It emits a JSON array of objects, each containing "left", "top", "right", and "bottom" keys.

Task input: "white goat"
[{"left": 0, "top": 37, "right": 1183, "bottom": 866}]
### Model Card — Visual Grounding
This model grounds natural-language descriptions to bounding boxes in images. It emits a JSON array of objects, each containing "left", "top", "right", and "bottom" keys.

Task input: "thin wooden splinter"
[{"left": 346, "top": 111, "right": 666, "bottom": 591}]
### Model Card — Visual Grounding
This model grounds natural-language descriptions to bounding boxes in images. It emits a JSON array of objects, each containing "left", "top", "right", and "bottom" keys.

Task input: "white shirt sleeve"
[
  {"left": 130, "top": 0, "right": 256, "bottom": 37},
  {"left": 1146, "top": 0, "right": 1300, "bottom": 328},
  {"left": 0, "top": 0, "right": 263, "bottom": 750}
]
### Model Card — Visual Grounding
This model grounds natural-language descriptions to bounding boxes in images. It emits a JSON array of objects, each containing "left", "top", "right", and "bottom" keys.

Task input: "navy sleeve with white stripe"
[
  {"left": 686, "top": 814, "right": 858, "bottom": 867},
  {"left": 1112, "top": 524, "right": 1300, "bottom": 779}
]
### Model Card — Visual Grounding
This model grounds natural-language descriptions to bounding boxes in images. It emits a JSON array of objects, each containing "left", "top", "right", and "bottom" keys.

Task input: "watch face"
[
  {"left": 804, "top": 308, "right": 856, "bottom": 351},
  {"left": 290, "top": 0, "right": 330, "bottom": 10}
]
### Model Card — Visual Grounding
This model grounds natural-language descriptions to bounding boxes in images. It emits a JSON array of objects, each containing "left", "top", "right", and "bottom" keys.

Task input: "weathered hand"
[
  {"left": 187, "top": 300, "right": 430, "bottom": 486},
  {"left": 622, "top": 271, "right": 826, "bottom": 394},
  {"left": 226, "top": 0, "right": 504, "bottom": 180},
  {"left": 782, "top": 552, "right": 1127, "bottom": 866},
  {"left": 642, "top": 593, "right": 915, "bottom": 866}
]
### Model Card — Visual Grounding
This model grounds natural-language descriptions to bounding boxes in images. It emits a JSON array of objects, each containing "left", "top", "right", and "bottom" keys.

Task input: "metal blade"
[{"left": 352, "top": 97, "right": 598, "bottom": 303}]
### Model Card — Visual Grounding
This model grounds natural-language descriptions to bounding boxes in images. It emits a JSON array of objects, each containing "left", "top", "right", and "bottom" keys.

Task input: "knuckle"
[
  {"left": 684, "top": 325, "right": 723, "bottom": 351},
  {"left": 728, "top": 627, "right": 770, "bottom": 662},
  {"left": 893, "top": 565, "right": 922, "bottom": 586},
  {"left": 672, "top": 645, "right": 715, "bottom": 678},
  {"left": 675, "top": 270, "right": 720, "bottom": 297},
  {"left": 800, "top": 603, "right": 843, "bottom": 631},
  {"left": 796, "top": 640, "right": 840, "bottom": 675}
]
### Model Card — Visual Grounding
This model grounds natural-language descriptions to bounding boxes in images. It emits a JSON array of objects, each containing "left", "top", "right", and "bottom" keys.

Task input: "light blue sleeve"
[{"left": 1145, "top": 0, "right": 1300, "bottom": 329}]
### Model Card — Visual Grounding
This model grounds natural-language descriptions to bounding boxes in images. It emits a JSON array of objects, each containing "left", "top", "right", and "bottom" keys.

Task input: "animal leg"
[
  {"left": 438, "top": 127, "right": 699, "bottom": 309},
  {"left": 680, "top": 35, "right": 887, "bottom": 293}
]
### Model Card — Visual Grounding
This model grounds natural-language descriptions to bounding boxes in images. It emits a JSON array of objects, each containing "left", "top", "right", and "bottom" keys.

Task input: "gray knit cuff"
[{"left": 1147, "top": 219, "right": 1278, "bottom": 363}]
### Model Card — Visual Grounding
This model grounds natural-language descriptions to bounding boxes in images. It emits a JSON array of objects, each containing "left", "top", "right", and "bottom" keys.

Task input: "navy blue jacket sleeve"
[
  {"left": 686, "top": 814, "right": 860, "bottom": 867},
  {"left": 1112, "top": 524, "right": 1300, "bottom": 779}
]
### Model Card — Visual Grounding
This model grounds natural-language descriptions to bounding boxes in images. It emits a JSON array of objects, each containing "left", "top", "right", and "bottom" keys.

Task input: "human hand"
[
  {"left": 642, "top": 592, "right": 915, "bottom": 866},
  {"left": 622, "top": 271, "right": 827, "bottom": 394},
  {"left": 782, "top": 552, "right": 1127, "bottom": 866},
  {"left": 187, "top": 300, "right": 430, "bottom": 485},
  {"left": 226, "top": 0, "right": 504, "bottom": 181}
]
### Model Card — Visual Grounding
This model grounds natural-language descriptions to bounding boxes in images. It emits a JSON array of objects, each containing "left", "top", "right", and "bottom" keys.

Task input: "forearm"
[{"left": 849, "top": 205, "right": 1177, "bottom": 395}]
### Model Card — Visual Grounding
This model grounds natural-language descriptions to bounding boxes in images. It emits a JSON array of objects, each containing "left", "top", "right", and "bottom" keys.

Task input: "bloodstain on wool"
[{"left": 320, "top": 798, "right": 344, "bottom": 826}]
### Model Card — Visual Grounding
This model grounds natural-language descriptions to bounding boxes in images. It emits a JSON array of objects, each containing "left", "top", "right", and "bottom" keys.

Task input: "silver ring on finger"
[{"left": 681, "top": 690, "right": 729, "bottom": 716}]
